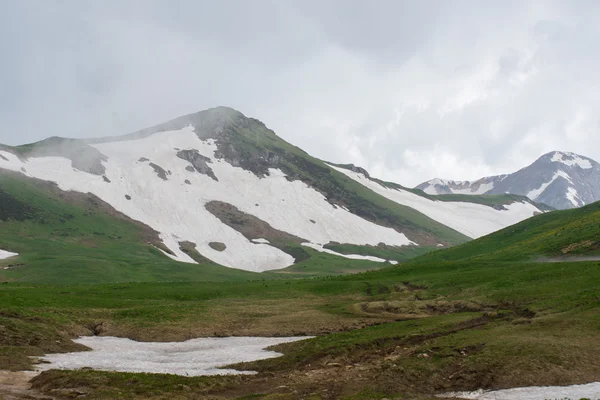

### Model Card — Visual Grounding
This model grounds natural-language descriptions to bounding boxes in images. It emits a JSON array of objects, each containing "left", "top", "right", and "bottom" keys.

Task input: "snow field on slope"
[
  {"left": 329, "top": 165, "right": 540, "bottom": 239},
  {"left": 0, "top": 249, "right": 18, "bottom": 260},
  {"left": 36, "top": 336, "right": 311, "bottom": 377},
  {"left": 0, "top": 129, "right": 412, "bottom": 272},
  {"left": 301, "top": 242, "right": 388, "bottom": 263},
  {"left": 440, "top": 381, "right": 600, "bottom": 400}
]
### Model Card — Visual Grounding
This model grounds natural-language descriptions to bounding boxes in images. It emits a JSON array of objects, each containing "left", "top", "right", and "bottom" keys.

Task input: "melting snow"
[
  {"left": 251, "top": 238, "right": 271, "bottom": 244},
  {"left": 551, "top": 152, "right": 593, "bottom": 169},
  {"left": 440, "top": 381, "right": 600, "bottom": 400},
  {"left": 566, "top": 186, "right": 581, "bottom": 207},
  {"left": 0, "top": 129, "right": 413, "bottom": 272},
  {"left": 302, "top": 242, "right": 389, "bottom": 263},
  {"left": 329, "top": 165, "right": 540, "bottom": 239},
  {"left": 0, "top": 249, "right": 18, "bottom": 260},
  {"left": 36, "top": 336, "right": 311, "bottom": 377},
  {"left": 526, "top": 171, "right": 572, "bottom": 201}
]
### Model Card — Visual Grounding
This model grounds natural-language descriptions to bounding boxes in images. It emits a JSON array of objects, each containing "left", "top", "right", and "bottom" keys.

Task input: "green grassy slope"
[
  {"left": 0, "top": 201, "right": 599, "bottom": 397},
  {"left": 415, "top": 200, "right": 600, "bottom": 263},
  {"left": 0, "top": 171, "right": 261, "bottom": 284}
]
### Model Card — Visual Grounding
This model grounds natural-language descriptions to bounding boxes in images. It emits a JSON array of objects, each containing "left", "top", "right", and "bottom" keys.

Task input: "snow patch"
[
  {"left": 251, "top": 238, "right": 270, "bottom": 244},
  {"left": 36, "top": 336, "right": 311, "bottom": 377},
  {"left": 566, "top": 186, "right": 581, "bottom": 207},
  {"left": 302, "top": 242, "right": 388, "bottom": 263},
  {"left": 551, "top": 152, "right": 593, "bottom": 169},
  {"left": 527, "top": 170, "right": 572, "bottom": 201},
  {"left": 329, "top": 165, "right": 539, "bottom": 239},
  {"left": 0, "top": 249, "right": 18, "bottom": 260},
  {"left": 440, "top": 381, "right": 600, "bottom": 400}
]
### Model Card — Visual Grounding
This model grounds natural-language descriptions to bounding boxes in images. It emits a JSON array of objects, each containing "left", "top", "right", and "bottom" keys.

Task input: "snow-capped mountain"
[
  {"left": 416, "top": 151, "right": 600, "bottom": 210},
  {"left": 0, "top": 107, "right": 544, "bottom": 272}
]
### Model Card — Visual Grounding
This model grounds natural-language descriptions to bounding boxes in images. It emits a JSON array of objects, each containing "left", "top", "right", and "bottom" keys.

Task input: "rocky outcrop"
[{"left": 176, "top": 149, "right": 218, "bottom": 181}]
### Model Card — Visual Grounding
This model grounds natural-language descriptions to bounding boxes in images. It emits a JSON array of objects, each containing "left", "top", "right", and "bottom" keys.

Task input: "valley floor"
[{"left": 1, "top": 258, "right": 599, "bottom": 399}]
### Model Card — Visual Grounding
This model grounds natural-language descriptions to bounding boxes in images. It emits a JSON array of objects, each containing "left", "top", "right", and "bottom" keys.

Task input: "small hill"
[{"left": 414, "top": 200, "right": 600, "bottom": 263}]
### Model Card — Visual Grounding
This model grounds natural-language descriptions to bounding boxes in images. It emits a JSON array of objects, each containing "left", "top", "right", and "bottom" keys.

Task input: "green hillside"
[{"left": 415, "top": 200, "right": 600, "bottom": 263}]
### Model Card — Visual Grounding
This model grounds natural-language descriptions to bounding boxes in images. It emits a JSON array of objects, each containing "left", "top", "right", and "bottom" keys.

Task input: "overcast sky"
[{"left": 2, "top": 1, "right": 600, "bottom": 186}]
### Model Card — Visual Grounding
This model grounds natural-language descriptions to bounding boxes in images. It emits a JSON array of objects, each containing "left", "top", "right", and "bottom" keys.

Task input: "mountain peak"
[
  {"left": 416, "top": 150, "right": 600, "bottom": 209},
  {"left": 538, "top": 151, "right": 594, "bottom": 170}
]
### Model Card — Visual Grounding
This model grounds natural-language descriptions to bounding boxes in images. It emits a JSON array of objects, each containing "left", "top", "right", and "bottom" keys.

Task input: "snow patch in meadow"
[
  {"left": 329, "top": 165, "right": 540, "bottom": 239},
  {"left": 0, "top": 249, "right": 18, "bottom": 260},
  {"left": 251, "top": 238, "right": 270, "bottom": 244},
  {"left": 36, "top": 336, "right": 311, "bottom": 377},
  {"left": 440, "top": 381, "right": 600, "bottom": 400},
  {"left": 0, "top": 128, "right": 413, "bottom": 272},
  {"left": 302, "top": 242, "right": 387, "bottom": 263}
]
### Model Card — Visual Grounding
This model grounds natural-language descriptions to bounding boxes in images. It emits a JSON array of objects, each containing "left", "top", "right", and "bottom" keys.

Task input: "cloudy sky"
[{"left": 1, "top": 1, "right": 600, "bottom": 186}]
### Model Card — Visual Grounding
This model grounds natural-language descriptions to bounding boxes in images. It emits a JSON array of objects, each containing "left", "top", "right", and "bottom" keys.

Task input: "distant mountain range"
[{"left": 416, "top": 151, "right": 600, "bottom": 210}]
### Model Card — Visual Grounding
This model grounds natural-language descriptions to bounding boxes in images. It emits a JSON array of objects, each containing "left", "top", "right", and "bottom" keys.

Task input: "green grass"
[
  {"left": 3, "top": 255, "right": 599, "bottom": 397},
  {"left": 416, "top": 200, "right": 600, "bottom": 263}
]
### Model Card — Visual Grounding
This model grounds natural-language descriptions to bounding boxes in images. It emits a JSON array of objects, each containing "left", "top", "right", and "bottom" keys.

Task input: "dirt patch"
[
  {"left": 208, "top": 242, "right": 226, "bottom": 252},
  {"left": 537, "top": 255, "right": 600, "bottom": 263},
  {"left": 178, "top": 241, "right": 215, "bottom": 264},
  {"left": 0, "top": 371, "right": 49, "bottom": 400},
  {"left": 560, "top": 240, "right": 597, "bottom": 254},
  {"left": 205, "top": 201, "right": 304, "bottom": 245}
]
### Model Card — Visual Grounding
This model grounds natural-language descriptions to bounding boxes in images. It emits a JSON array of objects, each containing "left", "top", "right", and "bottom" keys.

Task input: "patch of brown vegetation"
[
  {"left": 561, "top": 240, "right": 596, "bottom": 254},
  {"left": 178, "top": 241, "right": 215, "bottom": 264},
  {"left": 205, "top": 201, "right": 305, "bottom": 245}
]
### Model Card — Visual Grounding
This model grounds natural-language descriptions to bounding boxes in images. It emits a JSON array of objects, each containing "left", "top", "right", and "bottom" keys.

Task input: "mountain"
[
  {"left": 0, "top": 107, "right": 544, "bottom": 277},
  {"left": 416, "top": 151, "right": 600, "bottom": 210}
]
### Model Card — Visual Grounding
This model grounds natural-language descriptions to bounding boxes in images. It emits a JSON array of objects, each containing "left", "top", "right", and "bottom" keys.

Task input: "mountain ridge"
[
  {"left": 0, "top": 107, "right": 544, "bottom": 275},
  {"left": 416, "top": 150, "right": 600, "bottom": 209}
]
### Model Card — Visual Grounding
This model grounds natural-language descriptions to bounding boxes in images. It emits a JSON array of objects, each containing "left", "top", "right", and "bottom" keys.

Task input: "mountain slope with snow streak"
[
  {"left": 417, "top": 151, "right": 600, "bottom": 210},
  {"left": 329, "top": 164, "right": 542, "bottom": 239},
  {"left": 0, "top": 127, "right": 416, "bottom": 272}
]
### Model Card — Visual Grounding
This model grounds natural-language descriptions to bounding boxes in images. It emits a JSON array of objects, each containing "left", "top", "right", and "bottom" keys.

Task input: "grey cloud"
[{"left": 1, "top": 0, "right": 600, "bottom": 186}]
